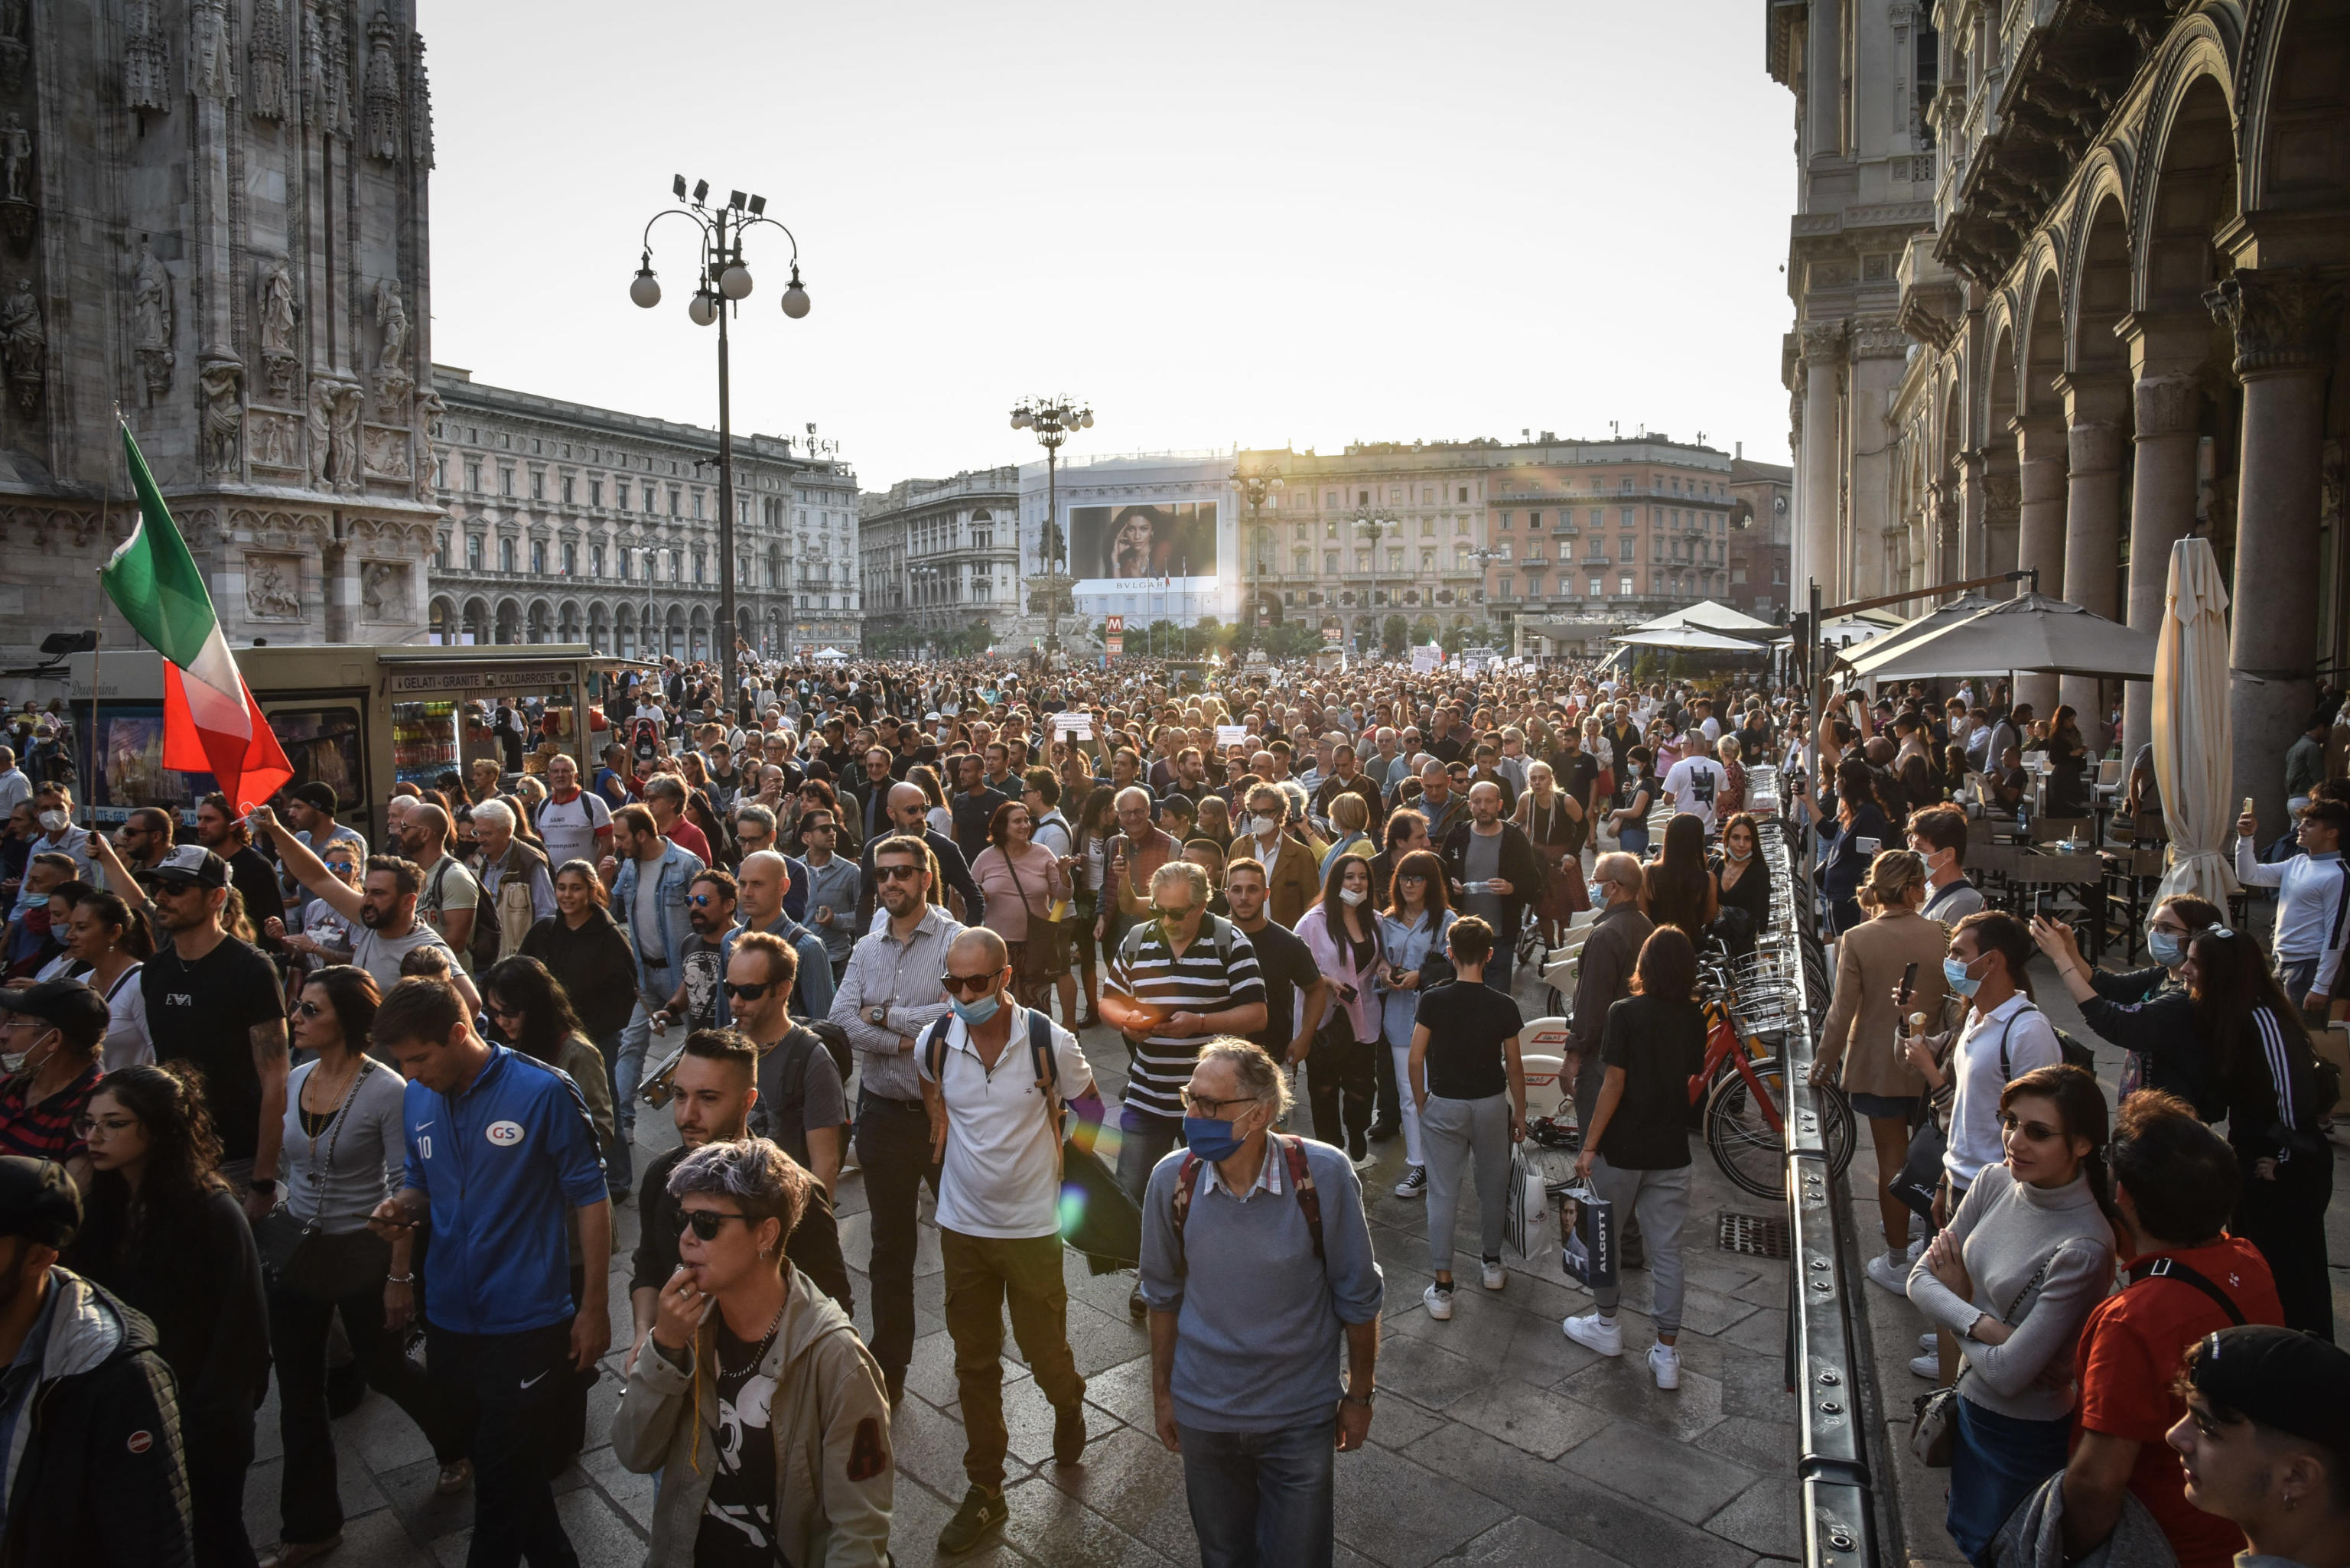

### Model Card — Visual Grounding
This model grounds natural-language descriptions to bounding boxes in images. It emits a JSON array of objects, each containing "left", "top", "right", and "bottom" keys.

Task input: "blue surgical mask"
[
  {"left": 1587, "top": 881, "right": 1609, "bottom": 909},
  {"left": 1943, "top": 954, "right": 1981, "bottom": 997},
  {"left": 2147, "top": 930, "right": 2186, "bottom": 968},
  {"left": 949, "top": 993, "right": 1000, "bottom": 1027},
  {"left": 1182, "top": 1115, "right": 1245, "bottom": 1163}
]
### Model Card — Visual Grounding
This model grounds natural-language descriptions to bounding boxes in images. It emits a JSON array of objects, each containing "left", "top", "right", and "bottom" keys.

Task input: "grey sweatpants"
[
  {"left": 1587, "top": 1156, "right": 1691, "bottom": 1333},
  {"left": 1421, "top": 1093, "right": 1512, "bottom": 1278}
]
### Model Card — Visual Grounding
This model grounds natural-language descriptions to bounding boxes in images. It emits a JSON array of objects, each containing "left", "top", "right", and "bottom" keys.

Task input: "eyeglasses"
[
  {"left": 671, "top": 1207, "right": 750, "bottom": 1241},
  {"left": 72, "top": 1114, "right": 138, "bottom": 1140},
  {"left": 874, "top": 864, "right": 923, "bottom": 883},
  {"left": 1178, "top": 1088, "right": 1249, "bottom": 1118},
  {"left": 943, "top": 971, "right": 999, "bottom": 996},
  {"left": 1397, "top": 873, "right": 1428, "bottom": 886},
  {"left": 721, "top": 979, "right": 776, "bottom": 1001}
]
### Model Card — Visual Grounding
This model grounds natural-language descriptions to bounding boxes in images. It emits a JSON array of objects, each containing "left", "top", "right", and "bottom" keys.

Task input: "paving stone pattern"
[{"left": 245, "top": 963, "right": 1800, "bottom": 1566}]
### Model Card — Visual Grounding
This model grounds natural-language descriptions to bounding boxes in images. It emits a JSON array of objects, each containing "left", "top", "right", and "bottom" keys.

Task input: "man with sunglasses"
[
  {"left": 854, "top": 781, "right": 983, "bottom": 931},
  {"left": 627, "top": 1029, "right": 851, "bottom": 1373},
  {"left": 919, "top": 926, "right": 1101, "bottom": 1554},
  {"left": 653, "top": 868, "right": 738, "bottom": 1035},
  {"left": 832, "top": 833, "right": 963, "bottom": 1405},
  {"left": 722, "top": 931, "right": 844, "bottom": 1196}
]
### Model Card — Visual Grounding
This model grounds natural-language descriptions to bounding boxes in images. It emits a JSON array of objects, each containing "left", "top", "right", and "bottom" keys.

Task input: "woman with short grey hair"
[{"left": 614, "top": 1136, "right": 894, "bottom": 1565}]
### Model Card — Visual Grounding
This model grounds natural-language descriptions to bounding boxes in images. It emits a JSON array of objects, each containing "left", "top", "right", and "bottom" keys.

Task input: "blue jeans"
[
  {"left": 614, "top": 978, "right": 671, "bottom": 1137},
  {"left": 1616, "top": 823, "right": 1649, "bottom": 857},
  {"left": 1482, "top": 942, "right": 1514, "bottom": 997},
  {"left": 1177, "top": 1420, "right": 1336, "bottom": 1568},
  {"left": 1948, "top": 1394, "right": 2069, "bottom": 1566},
  {"left": 2280, "top": 955, "right": 2322, "bottom": 1009}
]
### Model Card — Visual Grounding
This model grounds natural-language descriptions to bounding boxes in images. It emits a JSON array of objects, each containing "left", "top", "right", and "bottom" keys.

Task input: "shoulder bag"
[
  {"left": 1002, "top": 848, "right": 1070, "bottom": 988},
  {"left": 1910, "top": 1252, "right": 2052, "bottom": 1468},
  {"left": 256, "top": 1060, "right": 393, "bottom": 1302}
]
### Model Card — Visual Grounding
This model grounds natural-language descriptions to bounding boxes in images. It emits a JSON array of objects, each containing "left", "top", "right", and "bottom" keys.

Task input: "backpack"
[
  {"left": 431, "top": 857, "right": 501, "bottom": 971},
  {"left": 751, "top": 1023, "right": 844, "bottom": 1169},
  {"left": 920, "top": 1009, "right": 1065, "bottom": 1169},
  {"left": 1994, "top": 1001, "right": 2095, "bottom": 1077},
  {"left": 1168, "top": 1134, "right": 1323, "bottom": 1277},
  {"left": 1112, "top": 910, "right": 1244, "bottom": 978}
]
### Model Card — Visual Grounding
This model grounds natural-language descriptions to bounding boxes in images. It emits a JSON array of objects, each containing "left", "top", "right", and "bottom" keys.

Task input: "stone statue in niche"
[
  {"left": 0, "top": 114, "right": 28, "bottom": 204},
  {"left": 0, "top": 278, "right": 41, "bottom": 415},
  {"left": 362, "top": 424, "right": 409, "bottom": 480},
  {"left": 0, "top": 0, "right": 28, "bottom": 96},
  {"left": 188, "top": 0, "right": 233, "bottom": 102},
  {"left": 330, "top": 383, "right": 363, "bottom": 493},
  {"left": 363, "top": 9, "right": 401, "bottom": 160},
  {"left": 249, "top": 410, "right": 296, "bottom": 470},
  {"left": 199, "top": 359, "right": 242, "bottom": 473},
  {"left": 248, "top": 0, "right": 290, "bottom": 122},
  {"left": 133, "top": 246, "right": 174, "bottom": 400},
  {"left": 259, "top": 257, "right": 300, "bottom": 398},
  {"left": 246, "top": 559, "right": 302, "bottom": 621},
  {"left": 373, "top": 279, "right": 412, "bottom": 412},
  {"left": 306, "top": 379, "right": 334, "bottom": 490},
  {"left": 362, "top": 561, "right": 409, "bottom": 622}
]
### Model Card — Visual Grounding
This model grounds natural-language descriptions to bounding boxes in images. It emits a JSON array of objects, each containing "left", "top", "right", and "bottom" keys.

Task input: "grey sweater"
[{"left": 1908, "top": 1163, "right": 2115, "bottom": 1421}]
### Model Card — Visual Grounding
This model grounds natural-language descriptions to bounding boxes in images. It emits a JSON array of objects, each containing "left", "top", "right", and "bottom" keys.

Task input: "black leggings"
[
  {"left": 2236, "top": 1146, "right": 2335, "bottom": 1342},
  {"left": 1306, "top": 1030, "right": 1378, "bottom": 1156}
]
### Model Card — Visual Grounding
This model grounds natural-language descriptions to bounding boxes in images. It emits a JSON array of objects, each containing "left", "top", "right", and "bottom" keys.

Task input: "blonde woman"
[{"left": 1810, "top": 849, "right": 1951, "bottom": 1292}]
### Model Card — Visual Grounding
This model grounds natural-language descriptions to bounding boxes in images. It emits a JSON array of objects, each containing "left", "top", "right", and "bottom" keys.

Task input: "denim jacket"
[
  {"left": 610, "top": 840, "right": 704, "bottom": 987},
  {"left": 1375, "top": 907, "right": 1455, "bottom": 1048}
]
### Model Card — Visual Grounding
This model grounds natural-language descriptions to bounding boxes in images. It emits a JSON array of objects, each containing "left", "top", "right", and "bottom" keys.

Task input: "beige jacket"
[
  {"left": 1815, "top": 907, "right": 1951, "bottom": 1098},
  {"left": 612, "top": 1264, "right": 893, "bottom": 1567}
]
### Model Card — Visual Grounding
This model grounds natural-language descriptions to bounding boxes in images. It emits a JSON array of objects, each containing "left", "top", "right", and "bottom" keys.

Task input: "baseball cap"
[
  {"left": 0, "top": 1156, "right": 81, "bottom": 1249},
  {"left": 0, "top": 978, "right": 109, "bottom": 1049},
  {"left": 149, "top": 844, "right": 228, "bottom": 889},
  {"left": 2188, "top": 1325, "right": 2350, "bottom": 1450},
  {"left": 291, "top": 781, "right": 339, "bottom": 815}
]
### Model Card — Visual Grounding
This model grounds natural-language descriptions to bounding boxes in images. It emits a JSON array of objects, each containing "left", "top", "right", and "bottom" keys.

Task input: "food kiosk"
[{"left": 70, "top": 643, "right": 646, "bottom": 846}]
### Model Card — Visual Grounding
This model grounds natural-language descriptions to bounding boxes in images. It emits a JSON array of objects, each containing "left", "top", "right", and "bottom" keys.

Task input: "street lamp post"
[
  {"left": 1353, "top": 503, "right": 1397, "bottom": 656},
  {"left": 629, "top": 176, "right": 810, "bottom": 668},
  {"left": 1231, "top": 462, "right": 1284, "bottom": 647},
  {"left": 1011, "top": 398, "right": 1093, "bottom": 666}
]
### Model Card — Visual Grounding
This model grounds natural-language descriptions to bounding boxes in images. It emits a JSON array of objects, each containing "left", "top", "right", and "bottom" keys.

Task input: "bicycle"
[{"left": 1691, "top": 950, "right": 1855, "bottom": 1199}]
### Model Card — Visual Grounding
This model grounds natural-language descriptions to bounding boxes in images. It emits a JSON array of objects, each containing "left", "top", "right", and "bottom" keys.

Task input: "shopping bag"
[
  {"left": 1502, "top": 1145, "right": 1558, "bottom": 1270},
  {"left": 1557, "top": 1183, "right": 1617, "bottom": 1292}
]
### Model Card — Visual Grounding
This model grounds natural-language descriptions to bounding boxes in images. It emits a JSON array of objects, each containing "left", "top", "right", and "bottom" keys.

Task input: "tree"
[{"left": 1381, "top": 615, "right": 1408, "bottom": 657}]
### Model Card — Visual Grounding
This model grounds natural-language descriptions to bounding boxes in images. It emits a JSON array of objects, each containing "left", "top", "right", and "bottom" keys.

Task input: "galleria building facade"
[{"left": 1769, "top": 0, "right": 2350, "bottom": 828}]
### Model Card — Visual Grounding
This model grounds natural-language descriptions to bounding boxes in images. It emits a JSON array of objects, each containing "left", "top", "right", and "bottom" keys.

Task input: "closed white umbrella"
[{"left": 2153, "top": 537, "right": 2235, "bottom": 906}]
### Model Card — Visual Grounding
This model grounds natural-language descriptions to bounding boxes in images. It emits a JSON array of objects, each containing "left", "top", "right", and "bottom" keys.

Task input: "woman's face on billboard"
[{"left": 1115, "top": 511, "right": 1154, "bottom": 554}]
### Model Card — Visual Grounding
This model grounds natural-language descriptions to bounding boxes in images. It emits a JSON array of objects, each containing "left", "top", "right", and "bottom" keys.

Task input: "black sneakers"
[
  {"left": 1053, "top": 1404, "right": 1087, "bottom": 1466},
  {"left": 939, "top": 1485, "right": 1010, "bottom": 1553}
]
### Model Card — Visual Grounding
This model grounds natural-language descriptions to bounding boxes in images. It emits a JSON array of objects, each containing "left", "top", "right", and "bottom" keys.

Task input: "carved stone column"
[
  {"left": 2052, "top": 374, "right": 2128, "bottom": 744},
  {"left": 2121, "top": 372, "right": 2203, "bottom": 756},
  {"left": 1797, "top": 320, "right": 1847, "bottom": 600},
  {"left": 2208, "top": 266, "right": 2348, "bottom": 831},
  {"left": 2007, "top": 414, "right": 2059, "bottom": 729}
]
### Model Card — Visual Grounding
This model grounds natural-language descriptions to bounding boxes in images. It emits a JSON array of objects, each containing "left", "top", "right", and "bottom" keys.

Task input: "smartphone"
[{"left": 1897, "top": 961, "right": 1918, "bottom": 1007}]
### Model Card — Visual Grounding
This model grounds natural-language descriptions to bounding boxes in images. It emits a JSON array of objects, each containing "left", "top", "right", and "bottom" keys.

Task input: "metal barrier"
[{"left": 1748, "top": 768, "right": 1882, "bottom": 1568}]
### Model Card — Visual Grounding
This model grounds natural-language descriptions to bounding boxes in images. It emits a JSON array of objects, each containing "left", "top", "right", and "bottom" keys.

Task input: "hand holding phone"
[{"left": 1897, "top": 961, "right": 1919, "bottom": 1007}]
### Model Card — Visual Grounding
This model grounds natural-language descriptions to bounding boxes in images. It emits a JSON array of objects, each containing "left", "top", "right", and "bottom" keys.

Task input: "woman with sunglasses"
[
  {"left": 1375, "top": 848, "right": 1455, "bottom": 1201},
  {"left": 1908, "top": 1065, "right": 2119, "bottom": 1563},
  {"left": 614, "top": 1138, "right": 894, "bottom": 1562},
  {"left": 265, "top": 966, "right": 469, "bottom": 1566},
  {"left": 66, "top": 1062, "right": 271, "bottom": 1568}
]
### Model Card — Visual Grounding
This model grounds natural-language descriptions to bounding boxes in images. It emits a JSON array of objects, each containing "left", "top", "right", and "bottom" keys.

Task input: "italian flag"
[{"left": 100, "top": 423, "right": 293, "bottom": 810}]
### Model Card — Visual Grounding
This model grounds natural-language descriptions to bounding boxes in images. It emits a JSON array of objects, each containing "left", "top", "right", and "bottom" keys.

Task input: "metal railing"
[{"left": 1748, "top": 764, "right": 1882, "bottom": 1568}]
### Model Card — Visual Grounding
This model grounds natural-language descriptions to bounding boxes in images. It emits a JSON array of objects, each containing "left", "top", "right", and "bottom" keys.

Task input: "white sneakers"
[
  {"left": 1393, "top": 1166, "right": 1427, "bottom": 1200},
  {"left": 1919, "top": 1332, "right": 1937, "bottom": 1353},
  {"left": 1864, "top": 1254, "right": 1909, "bottom": 1294},
  {"left": 1909, "top": 1352, "right": 1938, "bottom": 1379},
  {"left": 1480, "top": 1257, "right": 1506, "bottom": 1291},
  {"left": 1647, "top": 1343, "right": 1681, "bottom": 1391},
  {"left": 1561, "top": 1313, "right": 1623, "bottom": 1356},
  {"left": 1423, "top": 1283, "right": 1454, "bottom": 1321}
]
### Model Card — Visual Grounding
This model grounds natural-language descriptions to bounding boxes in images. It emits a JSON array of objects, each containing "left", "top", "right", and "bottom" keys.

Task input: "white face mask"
[
  {"left": 36, "top": 810, "right": 66, "bottom": 834},
  {"left": 1250, "top": 815, "right": 1280, "bottom": 838},
  {"left": 2, "top": 1028, "right": 54, "bottom": 1078},
  {"left": 1726, "top": 845, "right": 1752, "bottom": 863},
  {"left": 1339, "top": 887, "right": 1366, "bottom": 906}
]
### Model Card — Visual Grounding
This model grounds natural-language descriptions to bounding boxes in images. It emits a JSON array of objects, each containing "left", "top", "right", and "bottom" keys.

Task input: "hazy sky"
[{"left": 418, "top": 1, "right": 1798, "bottom": 491}]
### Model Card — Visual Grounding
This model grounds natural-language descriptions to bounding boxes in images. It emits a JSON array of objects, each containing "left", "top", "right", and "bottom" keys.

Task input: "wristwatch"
[
  {"left": 1340, "top": 1387, "right": 1376, "bottom": 1409},
  {"left": 867, "top": 1004, "right": 889, "bottom": 1026},
  {"left": 249, "top": 1177, "right": 278, "bottom": 1195}
]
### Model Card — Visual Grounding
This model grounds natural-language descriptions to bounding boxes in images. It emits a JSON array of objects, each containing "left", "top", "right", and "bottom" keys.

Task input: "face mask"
[
  {"left": 949, "top": 993, "right": 1000, "bottom": 1027},
  {"left": 1339, "top": 887, "right": 1366, "bottom": 906},
  {"left": 1943, "top": 954, "right": 1982, "bottom": 997},
  {"left": 36, "top": 811, "right": 65, "bottom": 834},
  {"left": 2147, "top": 930, "right": 2187, "bottom": 968},
  {"left": 1250, "top": 815, "right": 1280, "bottom": 838},
  {"left": 1182, "top": 1113, "right": 1248, "bottom": 1163},
  {"left": 1587, "top": 881, "right": 1609, "bottom": 910},
  {"left": 1725, "top": 847, "right": 1752, "bottom": 863},
  {"left": 2, "top": 1030, "right": 54, "bottom": 1078}
]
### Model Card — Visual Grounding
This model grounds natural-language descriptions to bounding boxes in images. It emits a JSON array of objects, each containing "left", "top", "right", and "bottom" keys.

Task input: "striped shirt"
[
  {"left": 1105, "top": 916, "right": 1265, "bottom": 1123},
  {"left": 0, "top": 1062, "right": 99, "bottom": 1163}
]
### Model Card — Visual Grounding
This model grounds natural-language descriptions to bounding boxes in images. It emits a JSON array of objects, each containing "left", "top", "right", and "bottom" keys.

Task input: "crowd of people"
[{"left": 0, "top": 646, "right": 2344, "bottom": 1568}]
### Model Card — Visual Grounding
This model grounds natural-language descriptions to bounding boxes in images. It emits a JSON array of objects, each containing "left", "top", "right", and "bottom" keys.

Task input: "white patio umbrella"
[
  {"left": 1629, "top": 600, "right": 1777, "bottom": 635},
  {"left": 2153, "top": 537, "right": 2235, "bottom": 906},
  {"left": 1608, "top": 625, "right": 1766, "bottom": 655},
  {"left": 1835, "top": 592, "right": 2156, "bottom": 682}
]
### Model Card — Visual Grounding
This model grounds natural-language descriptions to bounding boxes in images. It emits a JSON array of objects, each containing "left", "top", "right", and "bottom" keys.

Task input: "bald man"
[{"left": 857, "top": 780, "right": 984, "bottom": 929}]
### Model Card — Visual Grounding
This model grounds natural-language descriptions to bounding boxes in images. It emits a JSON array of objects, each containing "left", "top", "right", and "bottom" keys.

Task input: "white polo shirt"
[{"left": 920, "top": 1005, "right": 1094, "bottom": 1240}]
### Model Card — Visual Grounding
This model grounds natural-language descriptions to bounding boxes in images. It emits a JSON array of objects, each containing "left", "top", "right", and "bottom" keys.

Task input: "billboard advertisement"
[{"left": 1069, "top": 501, "right": 1218, "bottom": 585}]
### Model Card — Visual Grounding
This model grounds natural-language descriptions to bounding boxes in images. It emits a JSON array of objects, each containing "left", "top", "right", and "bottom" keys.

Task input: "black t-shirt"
[
  {"left": 1548, "top": 750, "right": 1600, "bottom": 813},
  {"left": 1237, "top": 918, "right": 1318, "bottom": 1056},
  {"left": 677, "top": 932, "right": 724, "bottom": 1031},
  {"left": 1411, "top": 981, "right": 1522, "bottom": 1101},
  {"left": 697, "top": 1316, "right": 786, "bottom": 1568},
  {"left": 1597, "top": 994, "right": 1707, "bottom": 1169},
  {"left": 143, "top": 933, "right": 285, "bottom": 1162}
]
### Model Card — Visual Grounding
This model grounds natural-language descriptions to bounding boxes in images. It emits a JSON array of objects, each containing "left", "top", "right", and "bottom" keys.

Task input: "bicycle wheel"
[{"left": 1704, "top": 1056, "right": 1794, "bottom": 1199}]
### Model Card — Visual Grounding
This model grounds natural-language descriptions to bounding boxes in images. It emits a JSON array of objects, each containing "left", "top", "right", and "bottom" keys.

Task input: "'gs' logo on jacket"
[{"left": 486, "top": 1120, "right": 526, "bottom": 1147}]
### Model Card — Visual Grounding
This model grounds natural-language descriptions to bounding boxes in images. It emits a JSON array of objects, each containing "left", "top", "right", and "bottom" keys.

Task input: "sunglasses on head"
[{"left": 670, "top": 1207, "right": 750, "bottom": 1241}]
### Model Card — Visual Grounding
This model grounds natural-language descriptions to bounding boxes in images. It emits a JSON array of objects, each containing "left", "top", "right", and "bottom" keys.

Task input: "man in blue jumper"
[
  {"left": 1140, "top": 1037, "right": 1384, "bottom": 1568},
  {"left": 370, "top": 976, "right": 612, "bottom": 1568}
]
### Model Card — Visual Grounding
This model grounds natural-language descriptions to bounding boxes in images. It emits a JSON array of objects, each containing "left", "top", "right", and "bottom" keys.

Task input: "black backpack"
[{"left": 431, "top": 857, "right": 501, "bottom": 972}]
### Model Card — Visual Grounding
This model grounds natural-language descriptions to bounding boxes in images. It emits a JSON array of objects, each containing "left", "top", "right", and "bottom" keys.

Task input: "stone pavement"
[{"left": 242, "top": 961, "right": 1804, "bottom": 1568}]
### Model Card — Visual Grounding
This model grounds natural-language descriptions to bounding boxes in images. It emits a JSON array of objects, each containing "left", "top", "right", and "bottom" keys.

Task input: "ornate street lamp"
[
  {"left": 629, "top": 177, "right": 810, "bottom": 664},
  {"left": 1232, "top": 461, "right": 1284, "bottom": 642},
  {"left": 1012, "top": 397, "right": 1093, "bottom": 665},
  {"left": 1353, "top": 502, "right": 1398, "bottom": 654}
]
